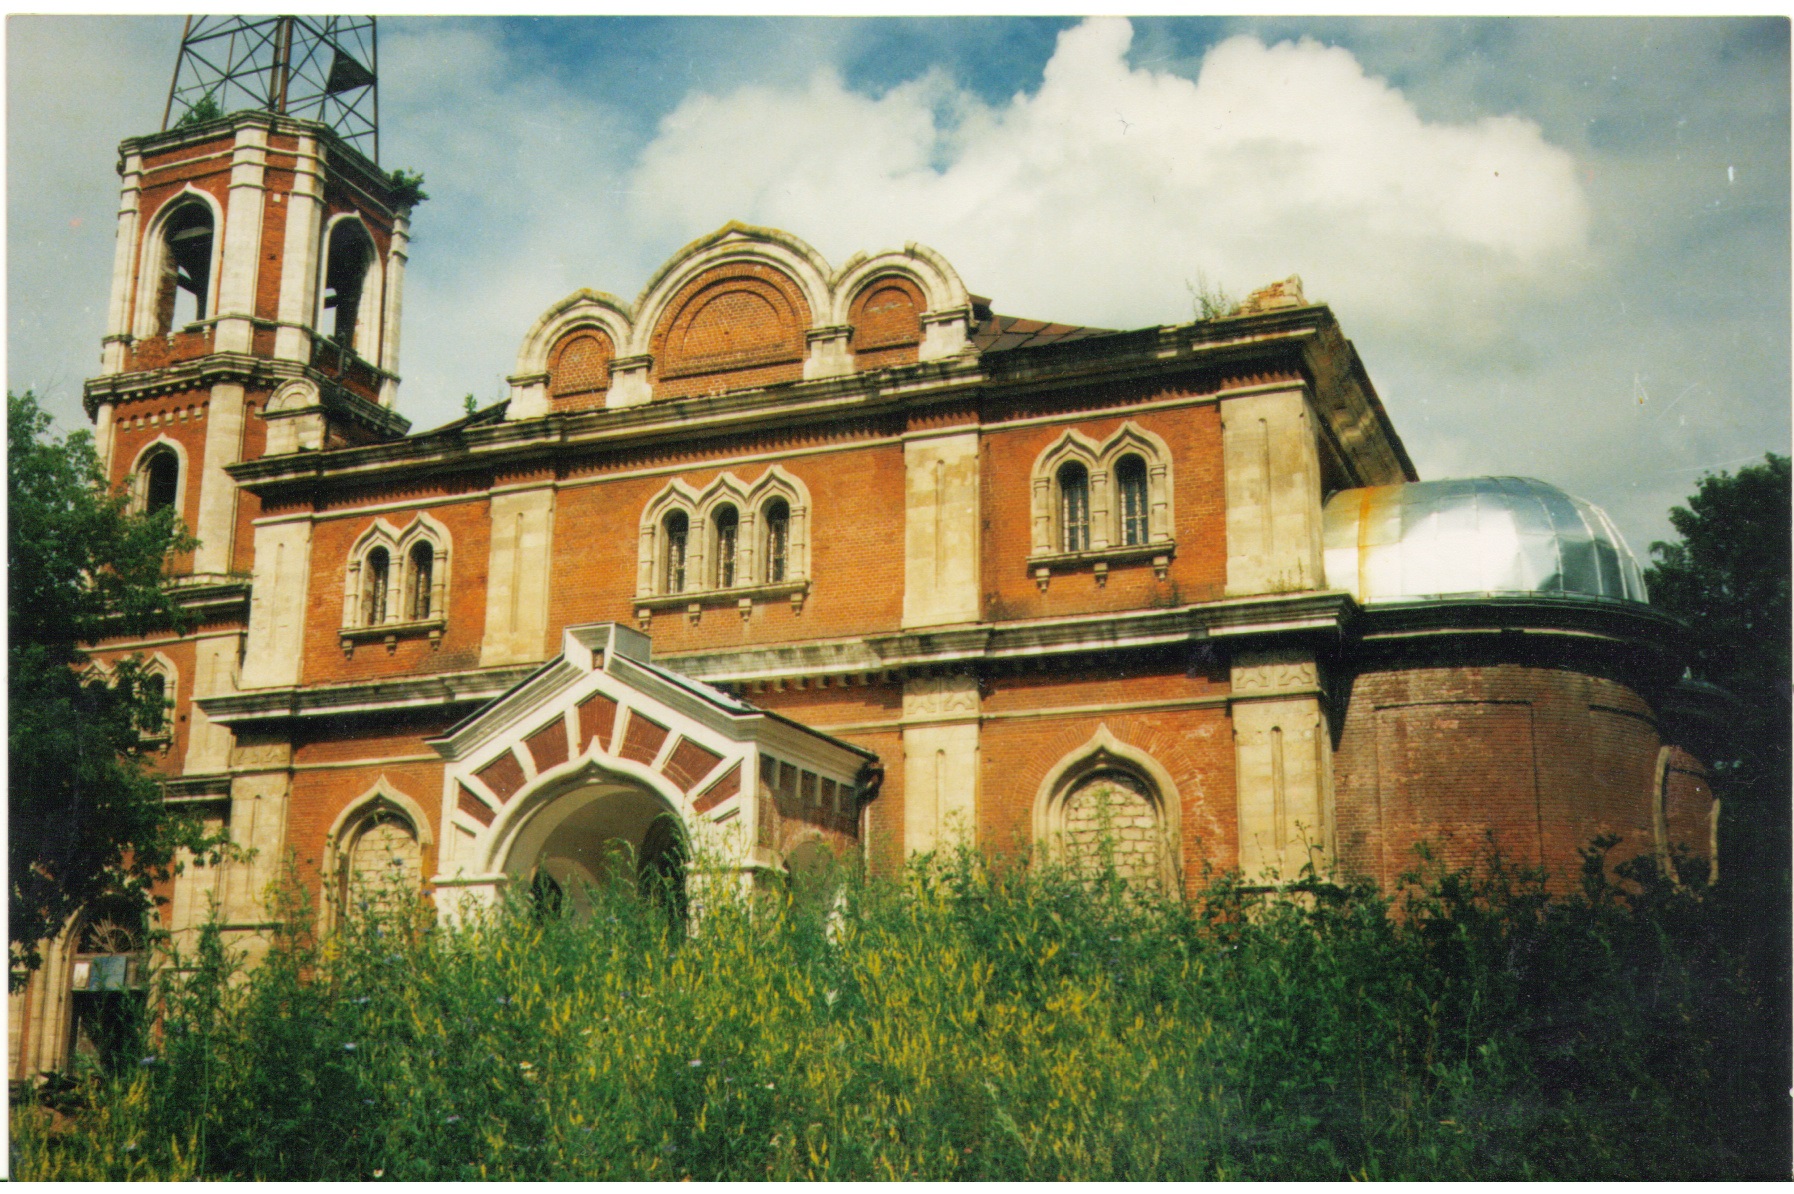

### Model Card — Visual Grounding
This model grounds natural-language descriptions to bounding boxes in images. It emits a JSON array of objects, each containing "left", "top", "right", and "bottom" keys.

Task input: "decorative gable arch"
[
  {"left": 628, "top": 223, "right": 834, "bottom": 360},
  {"left": 507, "top": 289, "right": 635, "bottom": 419},
  {"left": 428, "top": 623, "right": 875, "bottom": 924}
]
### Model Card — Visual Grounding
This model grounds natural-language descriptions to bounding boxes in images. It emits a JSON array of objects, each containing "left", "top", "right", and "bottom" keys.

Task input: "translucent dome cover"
[{"left": 1322, "top": 477, "right": 1648, "bottom": 606}]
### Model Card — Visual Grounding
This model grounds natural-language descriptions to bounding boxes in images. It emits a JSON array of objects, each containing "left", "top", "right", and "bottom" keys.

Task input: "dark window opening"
[
  {"left": 141, "top": 672, "right": 168, "bottom": 736},
  {"left": 1059, "top": 462, "right": 1090, "bottom": 553},
  {"left": 143, "top": 449, "right": 179, "bottom": 516},
  {"left": 764, "top": 499, "right": 790, "bottom": 583},
  {"left": 363, "top": 547, "right": 389, "bottom": 625},
  {"left": 323, "top": 220, "right": 374, "bottom": 351},
  {"left": 713, "top": 506, "right": 738, "bottom": 588},
  {"left": 663, "top": 512, "right": 689, "bottom": 593},
  {"left": 1117, "top": 455, "right": 1149, "bottom": 546},
  {"left": 407, "top": 541, "right": 434, "bottom": 621}
]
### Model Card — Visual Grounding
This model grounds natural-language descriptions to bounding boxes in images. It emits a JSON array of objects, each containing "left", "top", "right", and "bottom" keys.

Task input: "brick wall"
[
  {"left": 979, "top": 401, "right": 1228, "bottom": 623},
  {"left": 1332, "top": 661, "right": 1701, "bottom": 891},
  {"left": 302, "top": 499, "right": 494, "bottom": 683}
]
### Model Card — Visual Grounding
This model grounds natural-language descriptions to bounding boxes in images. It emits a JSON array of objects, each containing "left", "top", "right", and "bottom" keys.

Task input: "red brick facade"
[{"left": 27, "top": 112, "right": 1721, "bottom": 1085}]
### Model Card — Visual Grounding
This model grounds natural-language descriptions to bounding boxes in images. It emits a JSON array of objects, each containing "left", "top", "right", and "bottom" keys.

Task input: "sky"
[{"left": 7, "top": 15, "right": 1789, "bottom": 552}]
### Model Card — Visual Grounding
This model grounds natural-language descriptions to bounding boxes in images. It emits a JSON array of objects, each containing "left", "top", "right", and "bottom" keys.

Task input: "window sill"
[
  {"left": 635, "top": 579, "right": 811, "bottom": 626},
  {"left": 1026, "top": 543, "right": 1174, "bottom": 590},
  {"left": 340, "top": 617, "right": 447, "bottom": 657}
]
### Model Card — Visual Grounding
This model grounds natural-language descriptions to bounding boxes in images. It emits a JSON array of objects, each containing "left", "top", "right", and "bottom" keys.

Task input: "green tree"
[
  {"left": 1644, "top": 452, "right": 1790, "bottom": 1087},
  {"left": 8, "top": 392, "right": 215, "bottom": 988}
]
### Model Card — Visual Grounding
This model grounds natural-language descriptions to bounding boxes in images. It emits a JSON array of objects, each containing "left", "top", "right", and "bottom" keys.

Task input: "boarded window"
[
  {"left": 1061, "top": 770, "right": 1162, "bottom": 887},
  {"left": 341, "top": 811, "right": 422, "bottom": 916}
]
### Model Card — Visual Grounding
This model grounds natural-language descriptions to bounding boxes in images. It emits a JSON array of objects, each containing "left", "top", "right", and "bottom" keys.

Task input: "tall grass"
[{"left": 11, "top": 841, "right": 1784, "bottom": 1180}]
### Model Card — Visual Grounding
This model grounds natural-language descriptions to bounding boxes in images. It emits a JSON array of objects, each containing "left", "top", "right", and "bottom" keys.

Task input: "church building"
[{"left": 11, "top": 81, "right": 1723, "bottom": 1078}]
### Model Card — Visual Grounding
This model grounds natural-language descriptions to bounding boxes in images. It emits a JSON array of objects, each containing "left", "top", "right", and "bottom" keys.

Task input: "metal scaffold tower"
[{"left": 162, "top": 15, "right": 379, "bottom": 162}]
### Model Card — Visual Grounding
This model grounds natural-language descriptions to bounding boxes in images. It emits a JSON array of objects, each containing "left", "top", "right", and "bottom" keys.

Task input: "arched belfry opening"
[
  {"left": 159, "top": 201, "right": 214, "bottom": 331},
  {"left": 322, "top": 218, "right": 377, "bottom": 353},
  {"left": 428, "top": 623, "right": 876, "bottom": 926}
]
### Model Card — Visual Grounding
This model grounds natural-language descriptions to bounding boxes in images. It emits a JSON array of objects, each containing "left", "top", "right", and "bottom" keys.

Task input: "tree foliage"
[
  {"left": 1644, "top": 452, "right": 1791, "bottom": 1073},
  {"left": 1646, "top": 452, "right": 1791, "bottom": 752},
  {"left": 8, "top": 392, "right": 213, "bottom": 987}
]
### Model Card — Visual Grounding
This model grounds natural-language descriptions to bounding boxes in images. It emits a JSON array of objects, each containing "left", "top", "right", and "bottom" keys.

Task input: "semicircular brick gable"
[
  {"left": 849, "top": 274, "right": 924, "bottom": 370},
  {"left": 547, "top": 328, "right": 613, "bottom": 410},
  {"left": 651, "top": 263, "right": 809, "bottom": 398}
]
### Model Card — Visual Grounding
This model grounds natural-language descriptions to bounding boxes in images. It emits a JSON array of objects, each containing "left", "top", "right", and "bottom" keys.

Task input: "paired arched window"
[
  {"left": 639, "top": 468, "right": 810, "bottom": 605},
  {"left": 344, "top": 516, "right": 451, "bottom": 642},
  {"left": 1030, "top": 424, "right": 1175, "bottom": 578}
]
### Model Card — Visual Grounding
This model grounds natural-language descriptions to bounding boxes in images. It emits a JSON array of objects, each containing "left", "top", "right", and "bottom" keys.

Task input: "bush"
[{"left": 11, "top": 842, "right": 1784, "bottom": 1180}]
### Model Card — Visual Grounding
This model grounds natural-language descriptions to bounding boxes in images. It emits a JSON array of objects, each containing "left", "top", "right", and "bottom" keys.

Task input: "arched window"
[
  {"left": 1058, "top": 462, "right": 1090, "bottom": 553},
  {"left": 362, "top": 547, "right": 389, "bottom": 625},
  {"left": 662, "top": 511, "right": 689, "bottom": 594},
  {"left": 764, "top": 498, "right": 790, "bottom": 584},
  {"left": 68, "top": 896, "right": 149, "bottom": 1073},
  {"left": 1116, "top": 454, "right": 1148, "bottom": 547},
  {"left": 1035, "top": 728, "right": 1179, "bottom": 893},
  {"left": 713, "top": 505, "right": 739, "bottom": 588},
  {"left": 158, "top": 202, "right": 213, "bottom": 332},
  {"left": 141, "top": 672, "right": 168, "bottom": 737},
  {"left": 323, "top": 219, "right": 375, "bottom": 351},
  {"left": 406, "top": 541, "right": 434, "bottom": 621},
  {"left": 141, "top": 447, "right": 179, "bottom": 516},
  {"left": 338, "top": 809, "right": 422, "bottom": 919}
]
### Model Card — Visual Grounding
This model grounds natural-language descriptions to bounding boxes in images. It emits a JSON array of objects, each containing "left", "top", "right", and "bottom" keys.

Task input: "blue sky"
[{"left": 9, "top": 16, "right": 1788, "bottom": 551}]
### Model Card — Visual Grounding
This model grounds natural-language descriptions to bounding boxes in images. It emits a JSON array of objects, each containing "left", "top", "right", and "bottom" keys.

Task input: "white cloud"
[{"left": 626, "top": 18, "right": 1590, "bottom": 346}]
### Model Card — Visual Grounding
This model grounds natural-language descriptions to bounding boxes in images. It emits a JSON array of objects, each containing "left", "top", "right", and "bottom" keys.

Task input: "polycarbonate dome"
[{"left": 1322, "top": 477, "right": 1649, "bottom": 606}]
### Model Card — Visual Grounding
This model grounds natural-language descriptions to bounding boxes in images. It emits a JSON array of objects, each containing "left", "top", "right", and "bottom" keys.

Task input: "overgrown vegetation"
[{"left": 12, "top": 841, "right": 1784, "bottom": 1180}]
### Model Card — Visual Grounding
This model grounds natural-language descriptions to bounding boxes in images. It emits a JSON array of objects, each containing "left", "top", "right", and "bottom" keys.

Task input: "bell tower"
[{"left": 84, "top": 14, "right": 415, "bottom": 582}]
